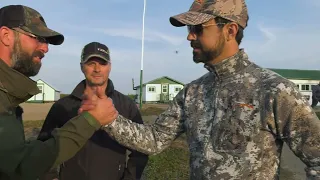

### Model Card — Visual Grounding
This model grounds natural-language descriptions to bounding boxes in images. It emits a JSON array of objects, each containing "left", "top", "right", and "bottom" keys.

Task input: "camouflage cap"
[
  {"left": 0, "top": 5, "right": 64, "bottom": 45},
  {"left": 170, "top": 0, "right": 248, "bottom": 29}
]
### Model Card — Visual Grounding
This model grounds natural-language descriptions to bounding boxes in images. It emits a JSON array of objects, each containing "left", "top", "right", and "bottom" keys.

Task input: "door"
[{"left": 161, "top": 84, "right": 169, "bottom": 102}]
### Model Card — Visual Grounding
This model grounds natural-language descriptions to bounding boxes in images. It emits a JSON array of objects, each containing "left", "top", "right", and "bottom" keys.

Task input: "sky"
[{"left": 2, "top": 0, "right": 320, "bottom": 94}]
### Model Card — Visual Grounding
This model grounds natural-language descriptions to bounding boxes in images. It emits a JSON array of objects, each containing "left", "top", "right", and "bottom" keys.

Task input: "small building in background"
[
  {"left": 27, "top": 79, "right": 60, "bottom": 103},
  {"left": 269, "top": 68, "right": 320, "bottom": 106},
  {"left": 134, "top": 76, "right": 184, "bottom": 103}
]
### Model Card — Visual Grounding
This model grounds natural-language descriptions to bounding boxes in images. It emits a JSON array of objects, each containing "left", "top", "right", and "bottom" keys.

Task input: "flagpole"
[{"left": 139, "top": 0, "right": 146, "bottom": 109}]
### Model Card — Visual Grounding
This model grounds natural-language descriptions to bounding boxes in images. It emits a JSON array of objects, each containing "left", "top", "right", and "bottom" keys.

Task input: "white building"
[
  {"left": 269, "top": 68, "right": 320, "bottom": 106},
  {"left": 27, "top": 79, "right": 61, "bottom": 103},
  {"left": 134, "top": 76, "right": 184, "bottom": 103}
]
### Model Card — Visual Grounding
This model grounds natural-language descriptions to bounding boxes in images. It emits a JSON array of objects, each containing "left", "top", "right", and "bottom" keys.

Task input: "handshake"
[{"left": 78, "top": 86, "right": 118, "bottom": 126}]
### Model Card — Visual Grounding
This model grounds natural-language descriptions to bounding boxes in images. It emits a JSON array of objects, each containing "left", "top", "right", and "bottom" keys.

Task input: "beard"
[
  {"left": 191, "top": 33, "right": 225, "bottom": 64},
  {"left": 11, "top": 37, "right": 43, "bottom": 77}
]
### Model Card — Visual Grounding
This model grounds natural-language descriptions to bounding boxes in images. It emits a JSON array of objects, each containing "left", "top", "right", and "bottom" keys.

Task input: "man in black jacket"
[{"left": 37, "top": 42, "right": 148, "bottom": 180}]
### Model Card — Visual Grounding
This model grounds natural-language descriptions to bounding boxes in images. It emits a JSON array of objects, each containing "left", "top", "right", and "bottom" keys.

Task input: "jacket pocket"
[{"left": 212, "top": 100, "right": 259, "bottom": 154}]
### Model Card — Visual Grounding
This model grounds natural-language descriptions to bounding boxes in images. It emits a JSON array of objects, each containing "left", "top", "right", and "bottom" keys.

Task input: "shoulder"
[
  {"left": 258, "top": 68, "right": 297, "bottom": 94},
  {"left": 183, "top": 72, "right": 212, "bottom": 91},
  {"left": 250, "top": 67, "right": 307, "bottom": 105}
]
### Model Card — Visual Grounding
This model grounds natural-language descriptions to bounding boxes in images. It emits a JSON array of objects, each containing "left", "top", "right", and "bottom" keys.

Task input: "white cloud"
[
  {"left": 242, "top": 23, "right": 320, "bottom": 70},
  {"left": 94, "top": 27, "right": 184, "bottom": 46},
  {"left": 55, "top": 22, "right": 184, "bottom": 47}
]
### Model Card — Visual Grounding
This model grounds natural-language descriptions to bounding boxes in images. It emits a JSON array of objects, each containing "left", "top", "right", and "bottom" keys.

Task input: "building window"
[
  {"left": 301, "top": 85, "right": 310, "bottom": 91},
  {"left": 148, "top": 86, "right": 155, "bottom": 92},
  {"left": 38, "top": 86, "right": 42, "bottom": 93},
  {"left": 296, "top": 84, "right": 300, "bottom": 90},
  {"left": 175, "top": 87, "right": 182, "bottom": 92},
  {"left": 162, "top": 85, "right": 167, "bottom": 93}
]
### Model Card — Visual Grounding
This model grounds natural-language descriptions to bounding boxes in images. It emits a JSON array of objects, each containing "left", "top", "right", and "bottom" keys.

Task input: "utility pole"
[{"left": 139, "top": 0, "right": 146, "bottom": 109}]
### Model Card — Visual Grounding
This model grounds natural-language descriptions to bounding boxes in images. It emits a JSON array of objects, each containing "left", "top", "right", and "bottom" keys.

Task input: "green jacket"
[{"left": 0, "top": 60, "right": 101, "bottom": 180}]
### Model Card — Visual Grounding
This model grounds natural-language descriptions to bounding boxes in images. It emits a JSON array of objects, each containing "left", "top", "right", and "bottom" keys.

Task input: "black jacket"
[{"left": 37, "top": 79, "right": 148, "bottom": 180}]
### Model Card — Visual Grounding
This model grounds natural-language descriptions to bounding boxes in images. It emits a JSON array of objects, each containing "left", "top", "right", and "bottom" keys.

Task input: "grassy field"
[{"left": 23, "top": 107, "right": 320, "bottom": 180}]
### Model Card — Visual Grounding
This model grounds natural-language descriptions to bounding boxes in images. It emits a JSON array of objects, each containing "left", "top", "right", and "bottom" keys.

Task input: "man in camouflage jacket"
[{"left": 81, "top": 0, "right": 320, "bottom": 179}]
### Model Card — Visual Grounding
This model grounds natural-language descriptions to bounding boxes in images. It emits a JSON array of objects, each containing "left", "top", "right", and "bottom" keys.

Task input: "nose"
[
  {"left": 187, "top": 32, "right": 196, "bottom": 41},
  {"left": 94, "top": 64, "right": 101, "bottom": 72},
  {"left": 39, "top": 43, "right": 49, "bottom": 54}
]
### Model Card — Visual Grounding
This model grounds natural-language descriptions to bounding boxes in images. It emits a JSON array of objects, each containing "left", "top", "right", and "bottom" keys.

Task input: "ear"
[
  {"left": 224, "top": 23, "right": 239, "bottom": 41},
  {"left": 0, "top": 26, "right": 13, "bottom": 46},
  {"left": 80, "top": 63, "right": 84, "bottom": 73}
]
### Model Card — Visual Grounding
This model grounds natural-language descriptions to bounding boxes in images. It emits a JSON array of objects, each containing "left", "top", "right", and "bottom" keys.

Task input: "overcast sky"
[{"left": 3, "top": 0, "right": 320, "bottom": 94}]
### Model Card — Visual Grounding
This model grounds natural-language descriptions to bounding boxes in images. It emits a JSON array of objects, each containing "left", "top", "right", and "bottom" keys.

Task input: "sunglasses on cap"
[
  {"left": 11, "top": 27, "right": 48, "bottom": 44},
  {"left": 187, "top": 23, "right": 226, "bottom": 35}
]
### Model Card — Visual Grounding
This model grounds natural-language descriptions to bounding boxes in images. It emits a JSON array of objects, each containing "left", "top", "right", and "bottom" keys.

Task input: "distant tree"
[{"left": 60, "top": 94, "right": 69, "bottom": 98}]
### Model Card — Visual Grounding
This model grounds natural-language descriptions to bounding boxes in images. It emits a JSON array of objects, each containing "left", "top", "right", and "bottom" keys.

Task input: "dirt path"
[{"left": 20, "top": 102, "right": 54, "bottom": 121}]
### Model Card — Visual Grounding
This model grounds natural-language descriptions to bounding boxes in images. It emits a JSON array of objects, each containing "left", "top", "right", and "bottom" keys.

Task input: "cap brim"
[
  {"left": 22, "top": 26, "right": 64, "bottom": 45},
  {"left": 82, "top": 54, "right": 110, "bottom": 63},
  {"left": 170, "top": 11, "right": 215, "bottom": 27}
]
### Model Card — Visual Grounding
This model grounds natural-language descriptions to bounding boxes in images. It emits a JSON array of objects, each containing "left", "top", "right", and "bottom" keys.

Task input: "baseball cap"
[
  {"left": 0, "top": 5, "right": 64, "bottom": 45},
  {"left": 169, "top": 0, "right": 248, "bottom": 29},
  {"left": 81, "top": 42, "right": 110, "bottom": 63}
]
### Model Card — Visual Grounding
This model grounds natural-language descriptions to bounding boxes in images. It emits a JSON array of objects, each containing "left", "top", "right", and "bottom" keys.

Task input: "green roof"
[
  {"left": 268, "top": 68, "right": 320, "bottom": 80},
  {"left": 135, "top": 76, "right": 184, "bottom": 88}
]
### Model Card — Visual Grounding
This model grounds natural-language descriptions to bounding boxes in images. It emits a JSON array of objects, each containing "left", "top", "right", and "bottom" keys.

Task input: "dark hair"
[{"left": 214, "top": 17, "right": 245, "bottom": 45}]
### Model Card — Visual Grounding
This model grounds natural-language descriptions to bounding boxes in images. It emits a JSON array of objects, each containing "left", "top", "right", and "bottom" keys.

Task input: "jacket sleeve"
[
  {"left": 0, "top": 111, "right": 101, "bottom": 180},
  {"left": 122, "top": 101, "right": 149, "bottom": 180},
  {"left": 103, "top": 89, "right": 186, "bottom": 155},
  {"left": 37, "top": 103, "right": 67, "bottom": 180},
  {"left": 267, "top": 82, "right": 320, "bottom": 180}
]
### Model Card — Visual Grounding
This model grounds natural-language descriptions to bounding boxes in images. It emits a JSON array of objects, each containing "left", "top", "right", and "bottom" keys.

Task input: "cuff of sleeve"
[
  {"left": 82, "top": 111, "right": 101, "bottom": 130},
  {"left": 104, "top": 115, "right": 119, "bottom": 128}
]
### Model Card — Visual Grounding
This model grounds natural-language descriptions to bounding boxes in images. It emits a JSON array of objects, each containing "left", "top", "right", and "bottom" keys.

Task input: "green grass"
[
  {"left": 142, "top": 145, "right": 189, "bottom": 180},
  {"left": 23, "top": 120, "right": 44, "bottom": 129}
]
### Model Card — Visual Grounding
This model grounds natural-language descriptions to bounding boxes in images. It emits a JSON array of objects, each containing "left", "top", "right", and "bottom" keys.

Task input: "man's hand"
[{"left": 79, "top": 86, "right": 118, "bottom": 126}]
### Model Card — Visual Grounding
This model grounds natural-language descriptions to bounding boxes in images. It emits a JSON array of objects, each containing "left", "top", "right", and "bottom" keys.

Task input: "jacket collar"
[
  {"left": 0, "top": 59, "right": 40, "bottom": 106},
  {"left": 204, "top": 49, "right": 252, "bottom": 79},
  {"left": 71, "top": 79, "right": 115, "bottom": 100}
]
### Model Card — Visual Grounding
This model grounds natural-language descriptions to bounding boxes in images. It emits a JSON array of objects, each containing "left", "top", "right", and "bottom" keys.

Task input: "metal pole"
[{"left": 139, "top": 0, "right": 146, "bottom": 109}]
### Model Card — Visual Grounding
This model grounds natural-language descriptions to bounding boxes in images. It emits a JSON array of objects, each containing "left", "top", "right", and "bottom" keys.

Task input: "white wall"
[
  {"left": 145, "top": 84, "right": 161, "bottom": 102},
  {"left": 135, "top": 84, "right": 184, "bottom": 102},
  {"left": 27, "top": 79, "right": 60, "bottom": 102},
  {"left": 168, "top": 84, "right": 184, "bottom": 100},
  {"left": 288, "top": 79, "right": 320, "bottom": 106},
  {"left": 135, "top": 86, "right": 147, "bottom": 103},
  {"left": 54, "top": 91, "right": 60, "bottom": 101}
]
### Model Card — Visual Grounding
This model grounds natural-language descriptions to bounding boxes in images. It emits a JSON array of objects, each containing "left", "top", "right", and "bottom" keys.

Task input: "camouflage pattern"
[
  {"left": 0, "top": 5, "right": 64, "bottom": 45},
  {"left": 170, "top": 0, "right": 248, "bottom": 29},
  {"left": 104, "top": 49, "right": 320, "bottom": 179},
  {"left": 20, "top": 6, "right": 64, "bottom": 45}
]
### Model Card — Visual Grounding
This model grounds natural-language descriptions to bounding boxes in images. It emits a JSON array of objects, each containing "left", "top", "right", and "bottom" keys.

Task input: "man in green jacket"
[{"left": 0, "top": 5, "right": 118, "bottom": 180}]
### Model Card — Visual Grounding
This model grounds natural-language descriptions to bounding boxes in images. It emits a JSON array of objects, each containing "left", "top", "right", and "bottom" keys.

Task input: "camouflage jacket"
[{"left": 104, "top": 49, "right": 320, "bottom": 180}]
